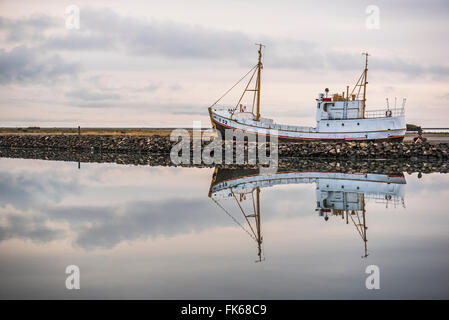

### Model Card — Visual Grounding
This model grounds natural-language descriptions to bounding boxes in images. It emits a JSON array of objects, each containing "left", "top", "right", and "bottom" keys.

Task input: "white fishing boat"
[{"left": 208, "top": 45, "right": 406, "bottom": 142}]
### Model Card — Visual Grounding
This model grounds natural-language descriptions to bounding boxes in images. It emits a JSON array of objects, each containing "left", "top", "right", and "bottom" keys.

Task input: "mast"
[
  {"left": 255, "top": 43, "right": 263, "bottom": 121},
  {"left": 350, "top": 52, "right": 369, "bottom": 119},
  {"left": 228, "top": 44, "right": 264, "bottom": 120},
  {"left": 255, "top": 186, "right": 262, "bottom": 262},
  {"left": 362, "top": 52, "right": 369, "bottom": 118},
  {"left": 348, "top": 194, "right": 369, "bottom": 258},
  {"left": 360, "top": 193, "right": 368, "bottom": 258}
]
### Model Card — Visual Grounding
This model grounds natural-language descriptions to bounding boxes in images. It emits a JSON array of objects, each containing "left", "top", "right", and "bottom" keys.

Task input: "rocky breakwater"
[
  {"left": 0, "top": 134, "right": 448, "bottom": 160},
  {"left": 278, "top": 141, "right": 449, "bottom": 160},
  {"left": 0, "top": 134, "right": 175, "bottom": 154}
]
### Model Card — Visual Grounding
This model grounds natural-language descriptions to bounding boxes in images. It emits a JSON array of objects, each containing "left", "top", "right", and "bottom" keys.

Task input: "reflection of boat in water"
[{"left": 208, "top": 168, "right": 406, "bottom": 260}]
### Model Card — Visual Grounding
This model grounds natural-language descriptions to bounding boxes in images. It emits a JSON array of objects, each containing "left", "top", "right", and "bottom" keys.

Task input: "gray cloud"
[
  {"left": 47, "top": 7, "right": 449, "bottom": 77},
  {"left": 32, "top": 7, "right": 253, "bottom": 61},
  {"left": 66, "top": 199, "right": 219, "bottom": 249},
  {"left": 82, "top": 7, "right": 253, "bottom": 59},
  {"left": 0, "top": 165, "right": 226, "bottom": 248},
  {"left": 269, "top": 47, "right": 449, "bottom": 77},
  {"left": 0, "top": 170, "right": 82, "bottom": 243},
  {"left": 0, "top": 213, "right": 64, "bottom": 243},
  {"left": 0, "top": 170, "right": 81, "bottom": 211},
  {"left": 0, "top": 197, "right": 229, "bottom": 250},
  {"left": 65, "top": 88, "right": 121, "bottom": 102},
  {"left": 0, "top": 164, "right": 285, "bottom": 250},
  {"left": 1, "top": 8, "right": 448, "bottom": 80},
  {"left": 0, "top": 46, "right": 79, "bottom": 84},
  {"left": 0, "top": 14, "right": 58, "bottom": 42},
  {"left": 45, "top": 32, "right": 115, "bottom": 51}
]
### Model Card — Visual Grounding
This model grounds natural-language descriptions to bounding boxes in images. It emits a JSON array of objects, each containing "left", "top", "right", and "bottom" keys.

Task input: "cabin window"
[
  {"left": 326, "top": 123, "right": 329, "bottom": 127},
  {"left": 322, "top": 103, "right": 334, "bottom": 112},
  {"left": 357, "top": 122, "right": 360, "bottom": 125},
  {"left": 341, "top": 123, "right": 344, "bottom": 126}
]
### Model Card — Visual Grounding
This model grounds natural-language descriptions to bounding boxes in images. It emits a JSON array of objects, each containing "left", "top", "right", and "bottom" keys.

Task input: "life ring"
[{"left": 386, "top": 110, "right": 392, "bottom": 117}]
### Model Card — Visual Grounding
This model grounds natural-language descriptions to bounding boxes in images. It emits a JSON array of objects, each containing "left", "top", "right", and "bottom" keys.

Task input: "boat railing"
[
  {"left": 364, "top": 107, "right": 405, "bottom": 118},
  {"left": 211, "top": 104, "right": 231, "bottom": 111},
  {"left": 364, "top": 193, "right": 404, "bottom": 207}
]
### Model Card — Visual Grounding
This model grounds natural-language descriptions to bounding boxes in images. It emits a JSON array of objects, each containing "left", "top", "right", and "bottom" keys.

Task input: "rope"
[
  {"left": 211, "top": 197, "right": 256, "bottom": 241},
  {"left": 210, "top": 64, "right": 258, "bottom": 107}
]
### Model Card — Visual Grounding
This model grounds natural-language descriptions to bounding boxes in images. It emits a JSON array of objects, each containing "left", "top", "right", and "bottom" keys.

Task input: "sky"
[{"left": 0, "top": 0, "right": 448, "bottom": 127}]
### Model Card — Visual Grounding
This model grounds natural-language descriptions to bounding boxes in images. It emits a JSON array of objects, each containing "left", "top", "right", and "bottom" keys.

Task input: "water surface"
[{"left": 0, "top": 158, "right": 448, "bottom": 299}]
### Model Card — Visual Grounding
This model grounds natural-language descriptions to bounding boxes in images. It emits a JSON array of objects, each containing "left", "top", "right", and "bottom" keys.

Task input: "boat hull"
[
  {"left": 209, "top": 108, "right": 405, "bottom": 142},
  {"left": 209, "top": 168, "right": 406, "bottom": 197}
]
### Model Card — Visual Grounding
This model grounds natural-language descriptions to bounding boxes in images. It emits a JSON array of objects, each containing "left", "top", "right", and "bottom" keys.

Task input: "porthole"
[
  {"left": 341, "top": 123, "right": 344, "bottom": 126},
  {"left": 357, "top": 122, "right": 360, "bottom": 125},
  {"left": 326, "top": 123, "right": 329, "bottom": 127}
]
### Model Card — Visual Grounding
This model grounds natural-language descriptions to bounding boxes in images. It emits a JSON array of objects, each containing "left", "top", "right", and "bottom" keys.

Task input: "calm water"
[{"left": 0, "top": 157, "right": 448, "bottom": 299}]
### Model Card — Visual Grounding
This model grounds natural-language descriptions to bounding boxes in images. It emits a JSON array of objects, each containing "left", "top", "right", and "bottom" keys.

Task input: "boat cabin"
[{"left": 316, "top": 92, "right": 364, "bottom": 121}]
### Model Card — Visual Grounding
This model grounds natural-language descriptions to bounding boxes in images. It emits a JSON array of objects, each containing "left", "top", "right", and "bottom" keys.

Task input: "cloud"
[
  {"left": 37, "top": 7, "right": 253, "bottom": 61},
  {"left": 0, "top": 213, "right": 64, "bottom": 243},
  {"left": 0, "top": 14, "right": 58, "bottom": 42},
  {"left": 2, "top": 8, "right": 449, "bottom": 79},
  {"left": 44, "top": 7, "right": 449, "bottom": 77},
  {"left": 65, "top": 88, "right": 121, "bottom": 101},
  {"left": 0, "top": 169, "right": 81, "bottom": 243},
  {"left": 269, "top": 46, "right": 449, "bottom": 77},
  {"left": 0, "top": 170, "right": 82, "bottom": 211},
  {"left": 44, "top": 32, "right": 115, "bottom": 51},
  {"left": 0, "top": 197, "right": 228, "bottom": 250},
  {"left": 0, "top": 45, "right": 79, "bottom": 84},
  {"left": 66, "top": 199, "right": 218, "bottom": 249}
]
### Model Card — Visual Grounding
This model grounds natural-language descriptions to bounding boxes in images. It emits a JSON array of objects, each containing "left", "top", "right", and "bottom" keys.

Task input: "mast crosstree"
[{"left": 351, "top": 52, "right": 369, "bottom": 118}]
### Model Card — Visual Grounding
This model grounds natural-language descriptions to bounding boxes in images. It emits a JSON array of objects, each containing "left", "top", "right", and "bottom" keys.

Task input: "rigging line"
[
  {"left": 251, "top": 192, "right": 256, "bottom": 217},
  {"left": 349, "top": 214, "right": 364, "bottom": 239},
  {"left": 251, "top": 75, "right": 258, "bottom": 113},
  {"left": 211, "top": 197, "right": 257, "bottom": 241},
  {"left": 210, "top": 64, "right": 258, "bottom": 107},
  {"left": 231, "top": 189, "right": 258, "bottom": 239},
  {"left": 231, "top": 67, "right": 258, "bottom": 116}
]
